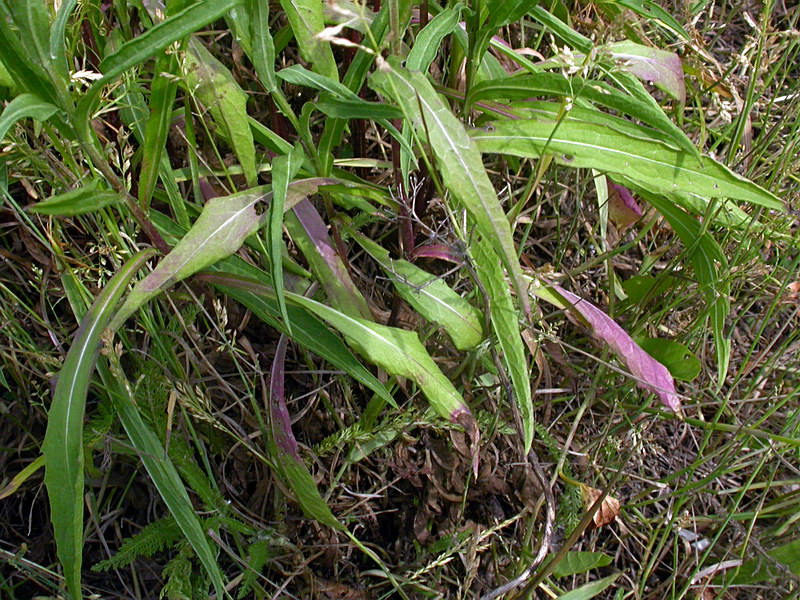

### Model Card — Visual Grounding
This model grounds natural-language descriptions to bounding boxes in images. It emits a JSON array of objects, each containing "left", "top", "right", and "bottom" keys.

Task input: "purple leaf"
[
  {"left": 408, "top": 243, "right": 466, "bottom": 265},
  {"left": 609, "top": 41, "right": 685, "bottom": 102},
  {"left": 553, "top": 285, "right": 681, "bottom": 412},
  {"left": 607, "top": 178, "right": 643, "bottom": 230},
  {"left": 288, "top": 200, "right": 372, "bottom": 320},
  {"left": 269, "top": 335, "right": 299, "bottom": 459}
]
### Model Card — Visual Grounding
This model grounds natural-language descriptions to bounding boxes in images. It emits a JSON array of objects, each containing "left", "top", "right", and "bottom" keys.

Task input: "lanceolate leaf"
[
  {"left": 556, "top": 572, "right": 621, "bottom": 600},
  {"left": 641, "top": 192, "right": 731, "bottom": 386},
  {"left": 267, "top": 335, "right": 343, "bottom": 530},
  {"left": 268, "top": 143, "right": 305, "bottom": 332},
  {"left": 472, "top": 237, "right": 533, "bottom": 451},
  {"left": 183, "top": 36, "right": 257, "bottom": 187},
  {"left": 531, "top": 283, "right": 680, "bottom": 412},
  {"left": 464, "top": 73, "right": 698, "bottom": 159},
  {"left": 198, "top": 266, "right": 396, "bottom": 408},
  {"left": 245, "top": 0, "right": 278, "bottom": 92},
  {"left": 0, "top": 93, "right": 58, "bottom": 142},
  {"left": 98, "top": 0, "right": 244, "bottom": 82},
  {"left": 278, "top": 0, "right": 337, "bottom": 80},
  {"left": 139, "top": 51, "right": 181, "bottom": 208},
  {"left": 352, "top": 230, "right": 484, "bottom": 351},
  {"left": 289, "top": 293, "right": 472, "bottom": 425},
  {"left": 286, "top": 200, "right": 372, "bottom": 320},
  {"left": 111, "top": 187, "right": 275, "bottom": 329},
  {"left": 406, "top": 5, "right": 464, "bottom": 73},
  {"left": 471, "top": 118, "right": 784, "bottom": 211},
  {"left": 608, "top": 41, "right": 685, "bottom": 102},
  {"left": 42, "top": 249, "right": 157, "bottom": 600},
  {"left": 370, "top": 58, "right": 529, "bottom": 308},
  {"left": 29, "top": 179, "right": 123, "bottom": 216}
]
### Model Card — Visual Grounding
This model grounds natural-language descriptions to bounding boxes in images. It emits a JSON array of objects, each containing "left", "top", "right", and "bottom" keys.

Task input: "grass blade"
[
  {"left": 268, "top": 143, "right": 304, "bottom": 332},
  {"left": 471, "top": 117, "right": 785, "bottom": 211},
  {"left": 42, "top": 249, "right": 157, "bottom": 600},
  {"left": 99, "top": 359, "right": 226, "bottom": 599}
]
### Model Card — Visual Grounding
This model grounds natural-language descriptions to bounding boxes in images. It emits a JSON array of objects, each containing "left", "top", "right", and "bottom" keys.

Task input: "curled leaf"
[
  {"left": 607, "top": 179, "right": 643, "bottom": 231},
  {"left": 581, "top": 484, "right": 621, "bottom": 529}
]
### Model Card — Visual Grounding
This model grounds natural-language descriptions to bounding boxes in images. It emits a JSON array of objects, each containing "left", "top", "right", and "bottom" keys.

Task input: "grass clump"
[{"left": 0, "top": 1, "right": 798, "bottom": 599}]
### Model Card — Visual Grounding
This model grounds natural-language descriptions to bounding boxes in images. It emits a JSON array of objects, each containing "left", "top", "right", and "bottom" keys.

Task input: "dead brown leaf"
[{"left": 581, "top": 484, "right": 621, "bottom": 529}]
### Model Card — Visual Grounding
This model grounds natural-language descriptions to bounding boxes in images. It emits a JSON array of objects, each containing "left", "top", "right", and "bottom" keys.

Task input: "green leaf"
[
  {"left": 550, "top": 551, "right": 613, "bottom": 578},
  {"left": 351, "top": 230, "right": 484, "bottom": 350},
  {"left": 471, "top": 117, "right": 785, "bottom": 211},
  {"left": 98, "top": 361, "right": 226, "bottom": 599},
  {"left": 29, "top": 179, "right": 123, "bottom": 216},
  {"left": 268, "top": 143, "right": 305, "bottom": 332},
  {"left": 634, "top": 338, "right": 701, "bottom": 382},
  {"left": 278, "top": 0, "right": 338, "bottom": 80},
  {"left": 42, "top": 249, "right": 157, "bottom": 600},
  {"left": 49, "top": 0, "right": 79, "bottom": 72},
  {"left": 7, "top": 0, "right": 62, "bottom": 84},
  {"left": 406, "top": 5, "right": 464, "bottom": 72},
  {"left": 290, "top": 293, "right": 472, "bottom": 423},
  {"left": 465, "top": 73, "right": 699, "bottom": 159},
  {"left": 249, "top": 116, "right": 293, "bottom": 154},
  {"left": 370, "top": 58, "right": 529, "bottom": 308},
  {"left": 111, "top": 187, "right": 274, "bottom": 329},
  {"left": 138, "top": 51, "right": 181, "bottom": 208},
  {"left": 720, "top": 539, "right": 800, "bottom": 585},
  {"left": 556, "top": 572, "right": 620, "bottom": 600},
  {"left": 199, "top": 266, "right": 397, "bottom": 409},
  {"left": 245, "top": 0, "right": 277, "bottom": 92},
  {"left": 285, "top": 200, "right": 372, "bottom": 320},
  {"left": 0, "top": 4, "right": 59, "bottom": 105},
  {"left": 597, "top": 0, "right": 690, "bottom": 40},
  {"left": 0, "top": 455, "right": 45, "bottom": 500},
  {"left": 278, "top": 64, "right": 356, "bottom": 99},
  {"left": 472, "top": 237, "right": 533, "bottom": 451},
  {"left": 98, "top": 0, "right": 243, "bottom": 82},
  {"left": 315, "top": 96, "right": 404, "bottom": 120},
  {"left": 0, "top": 93, "right": 58, "bottom": 142},
  {"left": 183, "top": 36, "right": 257, "bottom": 187},
  {"left": 642, "top": 192, "right": 731, "bottom": 386}
]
